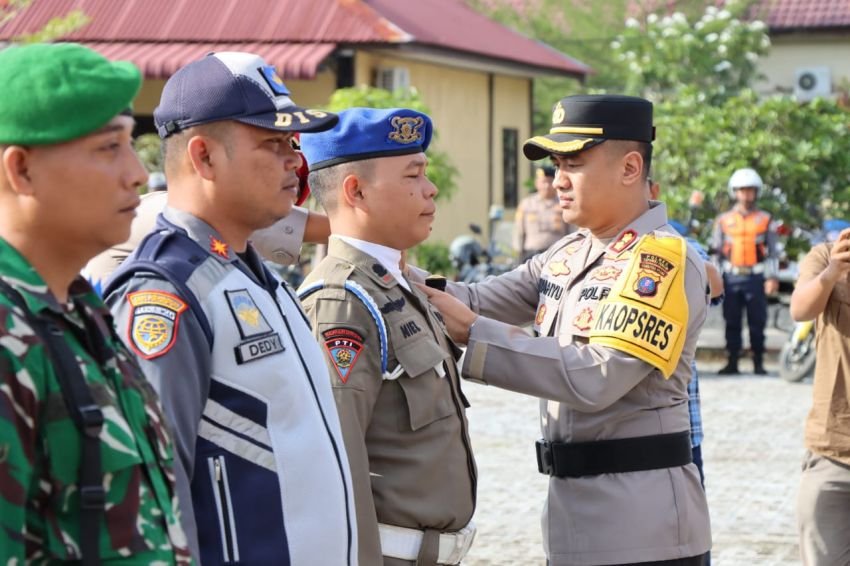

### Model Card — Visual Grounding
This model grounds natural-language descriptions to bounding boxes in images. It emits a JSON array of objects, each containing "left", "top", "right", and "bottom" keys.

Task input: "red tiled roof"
[
  {"left": 366, "top": 0, "right": 588, "bottom": 75},
  {"left": 758, "top": 0, "right": 850, "bottom": 31},
  {"left": 80, "top": 41, "right": 336, "bottom": 79},
  {"left": 0, "top": 0, "right": 588, "bottom": 78}
]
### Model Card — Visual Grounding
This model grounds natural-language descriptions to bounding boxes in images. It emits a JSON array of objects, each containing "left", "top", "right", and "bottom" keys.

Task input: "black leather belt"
[{"left": 536, "top": 431, "right": 692, "bottom": 478}]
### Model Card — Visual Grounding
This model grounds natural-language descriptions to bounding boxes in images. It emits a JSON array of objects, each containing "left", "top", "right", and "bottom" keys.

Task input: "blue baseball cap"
[
  {"left": 154, "top": 52, "right": 338, "bottom": 138},
  {"left": 300, "top": 107, "right": 433, "bottom": 171}
]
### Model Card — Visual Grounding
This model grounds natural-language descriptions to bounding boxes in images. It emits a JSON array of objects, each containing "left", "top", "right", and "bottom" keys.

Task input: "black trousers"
[
  {"left": 610, "top": 553, "right": 709, "bottom": 566},
  {"left": 547, "top": 554, "right": 708, "bottom": 566}
]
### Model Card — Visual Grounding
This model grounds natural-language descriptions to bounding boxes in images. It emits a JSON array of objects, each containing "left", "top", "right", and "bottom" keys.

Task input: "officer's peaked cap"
[{"left": 523, "top": 94, "right": 654, "bottom": 161}]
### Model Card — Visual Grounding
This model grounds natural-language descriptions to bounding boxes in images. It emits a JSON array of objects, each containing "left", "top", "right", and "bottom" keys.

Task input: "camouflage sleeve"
[
  {"left": 105, "top": 276, "right": 211, "bottom": 561},
  {"left": 0, "top": 309, "right": 43, "bottom": 561},
  {"left": 303, "top": 294, "right": 384, "bottom": 566}
]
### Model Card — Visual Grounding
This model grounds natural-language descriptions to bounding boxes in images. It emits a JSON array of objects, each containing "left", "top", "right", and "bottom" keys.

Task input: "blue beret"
[{"left": 300, "top": 107, "right": 433, "bottom": 171}]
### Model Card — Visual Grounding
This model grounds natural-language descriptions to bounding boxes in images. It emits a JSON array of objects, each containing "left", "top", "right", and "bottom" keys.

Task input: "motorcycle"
[
  {"left": 779, "top": 318, "right": 815, "bottom": 382},
  {"left": 449, "top": 206, "right": 515, "bottom": 283}
]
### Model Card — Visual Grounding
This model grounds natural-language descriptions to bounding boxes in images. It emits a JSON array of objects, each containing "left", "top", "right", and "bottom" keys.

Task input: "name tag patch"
[{"left": 235, "top": 333, "right": 285, "bottom": 364}]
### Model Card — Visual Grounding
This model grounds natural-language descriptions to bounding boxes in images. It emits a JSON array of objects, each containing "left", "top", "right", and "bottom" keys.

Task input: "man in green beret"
[{"left": 0, "top": 43, "right": 191, "bottom": 564}]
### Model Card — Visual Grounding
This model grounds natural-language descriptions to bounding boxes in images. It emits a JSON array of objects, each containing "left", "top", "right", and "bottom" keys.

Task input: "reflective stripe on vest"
[{"left": 720, "top": 211, "right": 770, "bottom": 267}]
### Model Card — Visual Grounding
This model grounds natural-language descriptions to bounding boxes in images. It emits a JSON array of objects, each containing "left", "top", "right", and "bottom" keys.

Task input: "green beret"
[{"left": 0, "top": 43, "right": 142, "bottom": 145}]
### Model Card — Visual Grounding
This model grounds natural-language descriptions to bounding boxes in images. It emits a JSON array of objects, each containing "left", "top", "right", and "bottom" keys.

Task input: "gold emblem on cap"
[
  {"left": 552, "top": 101, "right": 565, "bottom": 125},
  {"left": 388, "top": 116, "right": 424, "bottom": 144}
]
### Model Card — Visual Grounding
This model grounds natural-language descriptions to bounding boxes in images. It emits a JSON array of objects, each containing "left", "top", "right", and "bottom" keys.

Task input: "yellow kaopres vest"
[{"left": 589, "top": 234, "right": 689, "bottom": 378}]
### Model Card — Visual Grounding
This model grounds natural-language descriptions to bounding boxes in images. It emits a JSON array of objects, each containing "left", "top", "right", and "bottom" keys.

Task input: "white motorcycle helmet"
[{"left": 727, "top": 167, "right": 763, "bottom": 199}]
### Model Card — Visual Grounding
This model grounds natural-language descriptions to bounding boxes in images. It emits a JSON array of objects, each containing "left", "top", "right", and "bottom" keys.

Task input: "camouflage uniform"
[{"left": 0, "top": 238, "right": 191, "bottom": 564}]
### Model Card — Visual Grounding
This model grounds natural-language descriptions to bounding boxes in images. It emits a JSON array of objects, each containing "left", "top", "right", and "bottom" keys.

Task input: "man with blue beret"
[
  {"left": 0, "top": 43, "right": 191, "bottom": 563},
  {"left": 103, "top": 52, "right": 357, "bottom": 565},
  {"left": 419, "top": 94, "right": 712, "bottom": 565},
  {"left": 298, "top": 108, "right": 477, "bottom": 566}
]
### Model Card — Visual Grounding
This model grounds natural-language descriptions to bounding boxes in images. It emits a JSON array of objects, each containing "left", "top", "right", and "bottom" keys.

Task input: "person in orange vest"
[{"left": 711, "top": 167, "right": 779, "bottom": 375}]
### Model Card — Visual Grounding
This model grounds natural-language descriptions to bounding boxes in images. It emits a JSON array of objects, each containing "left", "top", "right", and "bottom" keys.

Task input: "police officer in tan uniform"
[
  {"left": 420, "top": 95, "right": 711, "bottom": 565},
  {"left": 297, "top": 108, "right": 477, "bottom": 566},
  {"left": 514, "top": 164, "right": 574, "bottom": 262}
]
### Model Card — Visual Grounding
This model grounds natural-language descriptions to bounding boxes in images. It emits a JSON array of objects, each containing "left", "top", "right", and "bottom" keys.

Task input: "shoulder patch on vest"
[
  {"left": 127, "top": 290, "right": 188, "bottom": 360},
  {"left": 323, "top": 328, "right": 365, "bottom": 384},
  {"left": 590, "top": 234, "right": 689, "bottom": 378}
]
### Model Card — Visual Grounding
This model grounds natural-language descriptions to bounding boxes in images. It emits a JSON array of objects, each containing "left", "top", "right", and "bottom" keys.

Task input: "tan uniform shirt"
[
  {"left": 300, "top": 238, "right": 477, "bottom": 566},
  {"left": 451, "top": 202, "right": 711, "bottom": 565},
  {"left": 798, "top": 242, "right": 850, "bottom": 466},
  {"left": 514, "top": 192, "right": 574, "bottom": 259}
]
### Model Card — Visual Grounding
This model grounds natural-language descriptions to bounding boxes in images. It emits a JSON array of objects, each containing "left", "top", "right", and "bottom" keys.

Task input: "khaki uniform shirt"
[
  {"left": 300, "top": 239, "right": 477, "bottom": 566},
  {"left": 798, "top": 242, "right": 850, "bottom": 466},
  {"left": 451, "top": 202, "right": 711, "bottom": 565},
  {"left": 514, "top": 193, "right": 574, "bottom": 259}
]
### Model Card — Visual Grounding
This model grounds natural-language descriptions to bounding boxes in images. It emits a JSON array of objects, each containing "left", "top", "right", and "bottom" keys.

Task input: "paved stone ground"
[{"left": 462, "top": 358, "right": 812, "bottom": 565}]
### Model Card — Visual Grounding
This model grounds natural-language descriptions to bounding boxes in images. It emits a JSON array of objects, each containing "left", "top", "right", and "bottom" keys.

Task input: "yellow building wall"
[
  {"left": 756, "top": 34, "right": 850, "bottom": 96},
  {"left": 133, "top": 70, "right": 338, "bottom": 116},
  {"left": 353, "top": 52, "right": 532, "bottom": 244}
]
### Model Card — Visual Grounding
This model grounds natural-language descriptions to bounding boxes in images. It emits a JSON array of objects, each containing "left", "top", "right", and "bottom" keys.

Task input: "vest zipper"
[{"left": 209, "top": 456, "right": 239, "bottom": 562}]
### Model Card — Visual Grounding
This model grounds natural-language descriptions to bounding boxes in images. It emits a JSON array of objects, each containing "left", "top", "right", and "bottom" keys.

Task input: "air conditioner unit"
[
  {"left": 794, "top": 66, "right": 831, "bottom": 102},
  {"left": 376, "top": 67, "right": 410, "bottom": 92}
]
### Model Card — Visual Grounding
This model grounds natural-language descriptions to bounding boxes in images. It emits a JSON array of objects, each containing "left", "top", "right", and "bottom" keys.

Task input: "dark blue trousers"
[{"left": 722, "top": 272, "right": 767, "bottom": 357}]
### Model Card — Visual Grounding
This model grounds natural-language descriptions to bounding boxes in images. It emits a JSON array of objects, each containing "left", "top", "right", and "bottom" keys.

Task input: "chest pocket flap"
[{"left": 394, "top": 338, "right": 454, "bottom": 431}]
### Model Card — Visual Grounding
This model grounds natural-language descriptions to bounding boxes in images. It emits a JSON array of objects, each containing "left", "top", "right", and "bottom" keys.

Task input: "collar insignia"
[
  {"left": 609, "top": 230, "right": 638, "bottom": 255},
  {"left": 210, "top": 236, "right": 229, "bottom": 259}
]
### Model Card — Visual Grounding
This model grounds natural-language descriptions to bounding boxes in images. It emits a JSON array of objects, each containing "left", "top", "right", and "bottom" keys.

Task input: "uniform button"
[{"left": 284, "top": 226, "right": 294, "bottom": 234}]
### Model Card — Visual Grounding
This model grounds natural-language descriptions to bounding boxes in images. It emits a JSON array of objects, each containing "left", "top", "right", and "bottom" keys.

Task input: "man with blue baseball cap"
[
  {"left": 0, "top": 43, "right": 191, "bottom": 564},
  {"left": 103, "top": 52, "right": 357, "bottom": 566},
  {"left": 298, "top": 108, "right": 477, "bottom": 566}
]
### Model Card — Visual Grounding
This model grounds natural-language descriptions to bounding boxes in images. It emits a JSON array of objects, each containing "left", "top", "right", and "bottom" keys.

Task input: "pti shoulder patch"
[
  {"left": 323, "top": 328, "right": 365, "bottom": 384},
  {"left": 589, "top": 234, "right": 689, "bottom": 378},
  {"left": 127, "top": 290, "right": 188, "bottom": 360}
]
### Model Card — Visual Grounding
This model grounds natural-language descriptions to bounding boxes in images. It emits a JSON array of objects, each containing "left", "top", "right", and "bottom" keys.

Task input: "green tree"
[
  {"left": 325, "top": 86, "right": 458, "bottom": 203},
  {"left": 1, "top": 0, "right": 89, "bottom": 43},
  {"left": 613, "top": 2, "right": 770, "bottom": 103}
]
